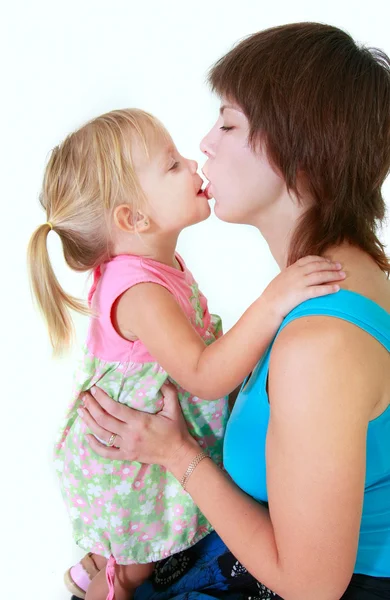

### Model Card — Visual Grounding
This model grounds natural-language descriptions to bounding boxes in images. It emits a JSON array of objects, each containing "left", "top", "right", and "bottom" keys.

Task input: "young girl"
[{"left": 27, "top": 108, "right": 344, "bottom": 600}]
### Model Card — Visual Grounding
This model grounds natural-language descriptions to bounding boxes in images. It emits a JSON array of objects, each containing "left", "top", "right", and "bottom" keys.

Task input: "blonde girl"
[{"left": 27, "top": 108, "right": 343, "bottom": 600}]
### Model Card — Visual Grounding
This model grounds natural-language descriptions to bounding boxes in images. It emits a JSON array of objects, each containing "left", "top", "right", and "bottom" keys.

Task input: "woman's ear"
[{"left": 113, "top": 205, "right": 151, "bottom": 233}]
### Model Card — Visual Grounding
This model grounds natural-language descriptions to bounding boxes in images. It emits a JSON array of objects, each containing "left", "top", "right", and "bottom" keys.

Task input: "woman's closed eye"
[
  {"left": 220, "top": 125, "right": 234, "bottom": 132},
  {"left": 169, "top": 161, "right": 180, "bottom": 171}
]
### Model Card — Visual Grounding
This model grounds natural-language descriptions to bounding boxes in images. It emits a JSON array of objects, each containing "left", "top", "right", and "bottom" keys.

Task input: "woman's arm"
[
  {"left": 168, "top": 318, "right": 368, "bottom": 600},
  {"left": 81, "top": 316, "right": 369, "bottom": 600},
  {"left": 114, "top": 257, "right": 342, "bottom": 399}
]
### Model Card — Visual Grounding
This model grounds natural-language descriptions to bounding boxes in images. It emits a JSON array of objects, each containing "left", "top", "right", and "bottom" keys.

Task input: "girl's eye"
[
  {"left": 169, "top": 161, "right": 180, "bottom": 171},
  {"left": 220, "top": 126, "right": 233, "bottom": 132}
]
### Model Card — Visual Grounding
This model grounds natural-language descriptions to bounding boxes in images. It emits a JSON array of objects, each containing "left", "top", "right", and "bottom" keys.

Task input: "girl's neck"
[{"left": 113, "top": 231, "right": 180, "bottom": 270}]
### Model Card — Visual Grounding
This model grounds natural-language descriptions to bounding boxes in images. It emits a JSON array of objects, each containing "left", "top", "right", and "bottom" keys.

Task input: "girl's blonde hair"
[{"left": 28, "top": 108, "right": 170, "bottom": 355}]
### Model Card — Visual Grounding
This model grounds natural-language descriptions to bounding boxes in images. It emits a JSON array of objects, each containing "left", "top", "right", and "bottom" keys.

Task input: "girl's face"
[
  {"left": 136, "top": 138, "right": 211, "bottom": 234},
  {"left": 200, "top": 100, "right": 286, "bottom": 225}
]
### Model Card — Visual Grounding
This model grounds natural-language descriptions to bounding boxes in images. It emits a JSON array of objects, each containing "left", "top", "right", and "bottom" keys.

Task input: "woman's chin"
[{"left": 213, "top": 202, "right": 240, "bottom": 224}]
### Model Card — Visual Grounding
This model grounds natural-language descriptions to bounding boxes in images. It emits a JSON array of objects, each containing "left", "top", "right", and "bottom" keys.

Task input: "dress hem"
[{"left": 75, "top": 526, "right": 215, "bottom": 565}]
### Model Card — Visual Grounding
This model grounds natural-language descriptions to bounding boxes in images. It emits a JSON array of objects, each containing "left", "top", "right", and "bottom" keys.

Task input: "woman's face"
[{"left": 200, "top": 99, "right": 286, "bottom": 225}]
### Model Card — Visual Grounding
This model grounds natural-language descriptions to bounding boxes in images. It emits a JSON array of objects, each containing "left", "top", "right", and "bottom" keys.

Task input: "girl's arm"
[
  {"left": 82, "top": 316, "right": 369, "bottom": 600},
  {"left": 115, "top": 256, "right": 343, "bottom": 399}
]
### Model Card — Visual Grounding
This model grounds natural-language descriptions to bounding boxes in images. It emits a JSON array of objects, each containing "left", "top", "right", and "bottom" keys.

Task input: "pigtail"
[
  {"left": 27, "top": 223, "right": 89, "bottom": 355},
  {"left": 28, "top": 108, "right": 168, "bottom": 354}
]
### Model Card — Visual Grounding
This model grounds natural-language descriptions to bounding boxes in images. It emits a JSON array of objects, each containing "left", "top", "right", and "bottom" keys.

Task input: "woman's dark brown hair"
[{"left": 209, "top": 22, "right": 390, "bottom": 274}]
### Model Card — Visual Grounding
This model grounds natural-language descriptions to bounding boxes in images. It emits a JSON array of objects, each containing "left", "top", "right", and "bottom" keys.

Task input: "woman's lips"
[
  {"left": 204, "top": 183, "right": 213, "bottom": 199},
  {"left": 197, "top": 182, "right": 213, "bottom": 200}
]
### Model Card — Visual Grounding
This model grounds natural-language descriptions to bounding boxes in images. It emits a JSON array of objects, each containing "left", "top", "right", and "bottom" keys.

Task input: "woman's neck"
[{"left": 252, "top": 190, "right": 308, "bottom": 269}]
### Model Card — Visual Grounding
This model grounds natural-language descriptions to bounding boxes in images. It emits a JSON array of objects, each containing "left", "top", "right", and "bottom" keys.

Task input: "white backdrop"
[{"left": 1, "top": 1, "right": 389, "bottom": 599}]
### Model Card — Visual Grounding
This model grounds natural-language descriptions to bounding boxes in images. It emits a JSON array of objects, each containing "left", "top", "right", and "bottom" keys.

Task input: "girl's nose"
[{"left": 188, "top": 159, "right": 198, "bottom": 173}]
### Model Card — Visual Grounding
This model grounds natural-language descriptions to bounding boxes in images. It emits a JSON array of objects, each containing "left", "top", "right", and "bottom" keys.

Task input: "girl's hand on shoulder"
[
  {"left": 262, "top": 255, "right": 345, "bottom": 318},
  {"left": 78, "top": 382, "right": 199, "bottom": 472}
]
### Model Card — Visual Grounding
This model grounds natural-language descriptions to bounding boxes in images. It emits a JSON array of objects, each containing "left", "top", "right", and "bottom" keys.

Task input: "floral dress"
[{"left": 54, "top": 253, "right": 229, "bottom": 565}]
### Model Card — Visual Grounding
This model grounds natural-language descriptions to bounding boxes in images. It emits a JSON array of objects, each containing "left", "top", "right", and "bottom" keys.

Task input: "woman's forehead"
[
  {"left": 220, "top": 103, "right": 242, "bottom": 115},
  {"left": 219, "top": 95, "right": 244, "bottom": 114}
]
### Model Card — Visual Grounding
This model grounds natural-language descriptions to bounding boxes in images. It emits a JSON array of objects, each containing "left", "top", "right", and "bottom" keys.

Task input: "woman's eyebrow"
[{"left": 219, "top": 104, "right": 238, "bottom": 115}]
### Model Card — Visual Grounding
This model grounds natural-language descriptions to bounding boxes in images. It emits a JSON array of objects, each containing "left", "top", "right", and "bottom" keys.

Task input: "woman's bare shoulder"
[{"left": 269, "top": 314, "right": 387, "bottom": 419}]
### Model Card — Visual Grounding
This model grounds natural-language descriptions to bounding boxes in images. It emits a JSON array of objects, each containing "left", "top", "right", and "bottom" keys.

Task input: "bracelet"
[{"left": 180, "top": 451, "right": 209, "bottom": 491}]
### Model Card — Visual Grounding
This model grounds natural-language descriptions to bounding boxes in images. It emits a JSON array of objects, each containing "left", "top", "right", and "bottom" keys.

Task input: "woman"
[{"left": 76, "top": 23, "right": 390, "bottom": 599}]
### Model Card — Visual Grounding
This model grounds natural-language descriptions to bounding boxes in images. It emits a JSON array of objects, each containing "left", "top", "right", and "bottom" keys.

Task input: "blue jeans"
[{"left": 71, "top": 531, "right": 390, "bottom": 599}]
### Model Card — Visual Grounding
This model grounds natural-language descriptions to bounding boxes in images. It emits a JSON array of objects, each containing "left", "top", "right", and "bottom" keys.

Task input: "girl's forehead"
[
  {"left": 131, "top": 130, "right": 176, "bottom": 172},
  {"left": 144, "top": 126, "right": 174, "bottom": 158}
]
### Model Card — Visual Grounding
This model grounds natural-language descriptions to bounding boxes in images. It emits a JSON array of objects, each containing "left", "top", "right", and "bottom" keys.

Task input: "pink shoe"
[{"left": 64, "top": 553, "right": 100, "bottom": 599}]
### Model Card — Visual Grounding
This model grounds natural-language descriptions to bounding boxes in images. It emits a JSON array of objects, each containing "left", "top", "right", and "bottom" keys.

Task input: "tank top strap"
[
  {"left": 250, "top": 289, "right": 390, "bottom": 394},
  {"left": 279, "top": 289, "right": 390, "bottom": 351}
]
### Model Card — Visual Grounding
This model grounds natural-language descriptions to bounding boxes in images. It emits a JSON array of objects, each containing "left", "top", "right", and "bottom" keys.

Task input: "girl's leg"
[
  {"left": 90, "top": 554, "right": 107, "bottom": 571},
  {"left": 85, "top": 562, "right": 154, "bottom": 600},
  {"left": 65, "top": 553, "right": 107, "bottom": 598}
]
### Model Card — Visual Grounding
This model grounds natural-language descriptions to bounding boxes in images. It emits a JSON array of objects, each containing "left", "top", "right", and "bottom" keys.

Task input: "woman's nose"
[{"left": 200, "top": 132, "right": 214, "bottom": 157}]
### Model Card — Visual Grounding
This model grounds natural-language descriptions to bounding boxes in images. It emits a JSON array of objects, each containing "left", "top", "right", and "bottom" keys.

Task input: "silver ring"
[{"left": 107, "top": 433, "right": 117, "bottom": 447}]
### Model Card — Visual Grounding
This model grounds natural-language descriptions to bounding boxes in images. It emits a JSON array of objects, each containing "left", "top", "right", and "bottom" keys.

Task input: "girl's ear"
[{"left": 113, "top": 205, "right": 151, "bottom": 233}]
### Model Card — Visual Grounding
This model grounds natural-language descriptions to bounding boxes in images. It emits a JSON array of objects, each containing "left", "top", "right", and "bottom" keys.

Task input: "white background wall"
[{"left": 1, "top": 1, "right": 389, "bottom": 598}]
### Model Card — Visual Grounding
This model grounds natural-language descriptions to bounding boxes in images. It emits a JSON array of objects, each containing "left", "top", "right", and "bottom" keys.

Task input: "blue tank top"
[{"left": 224, "top": 290, "right": 390, "bottom": 578}]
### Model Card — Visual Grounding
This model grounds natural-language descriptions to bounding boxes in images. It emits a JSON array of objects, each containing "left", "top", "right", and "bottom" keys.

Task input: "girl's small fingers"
[
  {"left": 305, "top": 270, "right": 346, "bottom": 286},
  {"left": 297, "top": 255, "right": 332, "bottom": 267},
  {"left": 302, "top": 261, "right": 342, "bottom": 275},
  {"left": 307, "top": 284, "right": 341, "bottom": 299}
]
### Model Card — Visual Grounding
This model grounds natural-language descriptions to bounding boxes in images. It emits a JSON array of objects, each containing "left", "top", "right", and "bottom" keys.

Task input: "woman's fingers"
[
  {"left": 89, "top": 387, "right": 129, "bottom": 422},
  {"left": 81, "top": 390, "right": 126, "bottom": 437},
  {"left": 77, "top": 405, "right": 121, "bottom": 447},
  {"left": 87, "top": 386, "right": 143, "bottom": 423},
  {"left": 80, "top": 382, "right": 195, "bottom": 467},
  {"left": 85, "top": 434, "right": 126, "bottom": 460},
  {"left": 160, "top": 382, "right": 182, "bottom": 417}
]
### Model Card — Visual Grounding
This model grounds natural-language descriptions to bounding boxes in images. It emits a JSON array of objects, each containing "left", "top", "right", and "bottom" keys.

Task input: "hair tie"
[{"left": 45, "top": 222, "right": 53, "bottom": 231}]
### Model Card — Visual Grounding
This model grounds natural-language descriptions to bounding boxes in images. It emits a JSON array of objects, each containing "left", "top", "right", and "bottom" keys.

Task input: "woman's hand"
[{"left": 78, "top": 383, "right": 200, "bottom": 473}]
